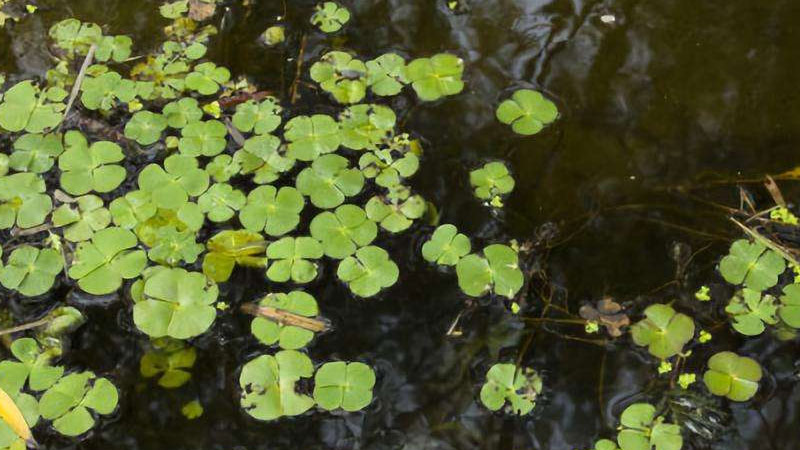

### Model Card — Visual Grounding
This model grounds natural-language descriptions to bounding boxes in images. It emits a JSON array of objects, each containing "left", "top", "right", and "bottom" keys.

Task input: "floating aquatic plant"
[
  {"left": 250, "top": 291, "right": 320, "bottom": 350},
  {"left": 630, "top": 304, "right": 694, "bottom": 360},
  {"left": 719, "top": 239, "right": 785, "bottom": 292},
  {"left": 479, "top": 363, "right": 542, "bottom": 415},
  {"left": 313, "top": 361, "right": 375, "bottom": 411},
  {"left": 725, "top": 288, "right": 778, "bottom": 336},
  {"left": 495, "top": 89, "right": 558, "bottom": 135},
  {"left": 422, "top": 224, "right": 471, "bottom": 266},
  {"left": 239, "top": 351, "right": 315, "bottom": 421},
  {"left": 616, "top": 403, "right": 682, "bottom": 450},
  {"left": 702, "top": 351, "right": 761, "bottom": 402},
  {"left": 310, "top": 2, "right": 350, "bottom": 33},
  {"left": 405, "top": 54, "right": 465, "bottom": 101},
  {"left": 456, "top": 244, "right": 523, "bottom": 298},
  {"left": 52, "top": 195, "right": 111, "bottom": 242},
  {"left": 337, "top": 245, "right": 399, "bottom": 297}
]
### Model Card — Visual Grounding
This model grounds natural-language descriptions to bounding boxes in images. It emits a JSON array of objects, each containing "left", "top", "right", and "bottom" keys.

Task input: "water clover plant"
[
  {"left": 38, "top": 372, "right": 118, "bottom": 436},
  {"left": 0, "top": 246, "right": 62, "bottom": 297},
  {"left": 197, "top": 183, "right": 245, "bottom": 222},
  {"left": 310, "top": 51, "right": 367, "bottom": 104},
  {"left": 266, "top": 237, "right": 324, "bottom": 283},
  {"left": 616, "top": 403, "right": 682, "bottom": 450},
  {"left": 178, "top": 120, "right": 228, "bottom": 156},
  {"left": 58, "top": 131, "right": 126, "bottom": 195},
  {"left": 365, "top": 53, "right": 408, "bottom": 96},
  {"left": 109, "top": 190, "right": 158, "bottom": 229},
  {"left": 313, "top": 361, "right": 375, "bottom": 411},
  {"left": 778, "top": 283, "right": 800, "bottom": 328},
  {"left": 80, "top": 71, "right": 136, "bottom": 111},
  {"left": 359, "top": 148, "right": 420, "bottom": 188},
  {"left": 336, "top": 245, "right": 399, "bottom": 297},
  {"left": 495, "top": 89, "right": 559, "bottom": 135},
  {"left": 239, "top": 186, "right": 305, "bottom": 236},
  {"left": 479, "top": 363, "right": 542, "bottom": 416},
  {"left": 296, "top": 154, "right": 364, "bottom": 209},
  {"left": 124, "top": 111, "right": 168, "bottom": 145},
  {"left": 147, "top": 226, "right": 204, "bottom": 266},
  {"left": 185, "top": 62, "right": 230, "bottom": 95},
  {"left": 68, "top": 227, "right": 148, "bottom": 295},
  {"left": 718, "top": 239, "right": 786, "bottom": 292},
  {"left": 310, "top": 2, "right": 350, "bottom": 33},
  {"left": 0, "top": 338, "right": 63, "bottom": 394},
  {"left": 0, "top": 173, "right": 52, "bottom": 230},
  {"left": 405, "top": 53, "right": 465, "bottom": 101},
  {"left": 250, "top": 291, "right": 320, "bottom": 350},
  {"left": 137, "top": 154, "right": 210, "bottom": 210},
  {"left": 0, "top": 81, "right": 65, "bottom": 133},
  {"left": 239, "top": 350, "right": 315, "bottom": 421},
  {"left": 235, "top": 134, "right": 295, "bottom": 183},
  {"left": 10, "top": 133, "right": 63, "bottom": 174},
  {"left": 202, "top": 230, "right": 268, "bottom": 282},
  {"left": 132, "top": 267, "right": 219, "bottom": 339},
  {"left": 455, "top": 244, "right": 524, "bottom": 298},
  {"left": 51, "top": 195, "right": 111, "bottom": 242},
  {"left": 310, "top": 204, "right": 377, "bottom": 259},
  {"left": 284, "top": 114, "right": 341, "bottom": 161},
  {"left": 163, "top": 97, "right": 203, "bottom": 129},
  {"left": 364, "top": 194, "right": 426, "bottom": 233},
  {"left": 140, "top": 339, "right": 197, "bottom": 388},
  {"left": 724, "top": 288, "right": 778, "bottom": 336},
  {"left": 339, "top": 104, "right": 396, "bottom": 150},
  {"left": 470, "top": 161, "right": 515, "bottom": 206},
  {"left": 206, "top": 154, "right": 241, "bottom": 182},
  {"left": 232, "top": 98, "right": 282, "bottom": 135},
  {"left": 630, "top": 304, "right": 695, "bottom": 359},
  {"left": 422, "top": 224, "right": 471, "bottom": 266},
  {"left": 702, "top": 351, "right": 761, "bottom": 402}
]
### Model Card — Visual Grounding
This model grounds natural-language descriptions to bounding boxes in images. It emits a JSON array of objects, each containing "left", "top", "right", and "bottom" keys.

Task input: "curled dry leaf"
[{"left": 579, "top": 297, "right": 630, "bottom": 337}]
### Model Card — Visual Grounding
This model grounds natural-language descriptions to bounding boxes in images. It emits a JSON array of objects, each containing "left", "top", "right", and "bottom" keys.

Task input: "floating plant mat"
[{"left": 1, "top": 0, "right": 800, "bottom": 449}]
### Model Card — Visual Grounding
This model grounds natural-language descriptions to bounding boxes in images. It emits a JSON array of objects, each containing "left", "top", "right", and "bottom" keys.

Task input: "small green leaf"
[
  {"left": 405, "top": 54, "right": 464, "bottom": 101},
  {"left": 422, "top": 224, "right": 471, "bottom": 266},
  {"left": 313, "top": 361, "right": 375, "bottom": 411},
  {"left": 310, "top": 2, "right": 350, "bottom": 33},
  {"left": 630, "top": 304, "right": 695, "bottom": 359},
  {"left": 337, "top": 246, "right": 398, "bottom": 297},
  {"left": 703, "top": 351, "right": 761, "bottom": 402},
  {"left": 496, "top": 89, "right": 558, "bottom": 135}
]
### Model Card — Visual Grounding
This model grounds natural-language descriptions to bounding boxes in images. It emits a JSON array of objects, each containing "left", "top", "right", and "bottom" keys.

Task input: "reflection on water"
[{"left": 2, "top": 0, "right": 800, "bottom": 448}]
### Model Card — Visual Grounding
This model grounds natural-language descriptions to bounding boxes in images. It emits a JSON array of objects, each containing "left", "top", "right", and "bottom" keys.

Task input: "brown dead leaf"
[
  {"left": 764, "top": 175, "right": 786, "bottom": 207},
  {"left": 579, "top": 297, "right": 630, "bottom": 337},
  {"left": 188, "top": 0, "right": 216, "bottom": 21}
]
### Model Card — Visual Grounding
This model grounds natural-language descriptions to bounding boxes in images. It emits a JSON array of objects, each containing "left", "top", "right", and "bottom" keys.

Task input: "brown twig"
[
  {"left": 730, "top": 217, "right": 800, "bottom": 267},
  {"left": 61, "top": 43, "right": 97, "bottom": 127},
  {"left": 289, "top": 34, "right": 308, "bottom": 104},
  {"left": 10, "top": 224, "right": 52, "bottom": 237},
  {"left": 224, "top": 118, "right": 246, "bottom": 147},
  {"left": 0, "top": 318, "right": 51, "bottom": 336},
  {"left": 241, "top": 303, "right": 330, "bottom": 332}
]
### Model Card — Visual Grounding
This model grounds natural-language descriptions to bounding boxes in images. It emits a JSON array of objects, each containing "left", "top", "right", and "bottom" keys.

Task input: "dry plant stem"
[
  {"left": 10, "top": 224, "right": 52, "bottom": 237},
  {"left": 0, "top": 318, "right": 50, "bottom": 336},
  {"left": 730, "top": 217, "right": 800, "bottom": 267},
  {"left": 224, "top": 118, "right": 246, "bottom": 147},
  {"left": 241, "top": 303, "right": 329, "bottom": 332},
  {"left": 62, "top": 43, "right": 97, "bottom": 126},
  {"left": 289, "top": 34, "right": 308, "bottom": 104}
]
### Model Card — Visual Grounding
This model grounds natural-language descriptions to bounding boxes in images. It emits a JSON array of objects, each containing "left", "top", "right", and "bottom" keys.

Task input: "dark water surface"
[{"left": 3, "top": 0, "right": 800, "bottom": 449}]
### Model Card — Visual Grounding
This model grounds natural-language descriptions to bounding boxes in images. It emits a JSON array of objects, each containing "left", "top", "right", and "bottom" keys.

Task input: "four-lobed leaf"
[
  {"left": 719, "top": 239, "right": 786, "bottom": 292},
  {"left": 479, "top": 363, "right": 542, "bottom": 416},
  {"left": 630, "top": 304, "right": 695, "bottom": 359},
  {"left": 52, "top": 195, "right": 111, "bottom": 242},
  {"left": 251, "top": 291, "right": 320, "bottom": 350},
  {"left": 266, "top": 237, "right": 324, "bottom": 283},
  {"left": 725, "top": 288, "right": 778, "bottom": 336},
  {"left": 239, "top": 185, "right": 304, "bottom": 236},
  {"left": 405, "top": 53, "right": 465, "bottom": 101},
  {"left": 138, "top": 154, "right": 210, "bottom": 210},
  {"left": 310, "top": 2, "right": 350, "bottom": 33},
  {"left": 422, "top": 224, "right": 471, "bottom": 266},
  {"left": 496, "top": 89, "right": 558, "bottom": 135},
  {"left": 68, "top": 227, "right": 148, "bottom": 295},
  {"left": 239, "top": 351, "right": 315, "bottom": 421},
  {"left": 313, "top": 361, "right": 375, "bottom": 411},
  {"left": 310, "top": 204, "right": 377, "bottom": 259},
  {"left": 702, "top": 351, "right": 761, "bottom": 402},
  {"left": 58, "top": 131, "right": 126, "bottom": 195},
  {"left": 337, "top": 245, "right": 399, "bottom": 297},
  {"left": 296, "top": 154, "right": 364, "bottom": 209}
]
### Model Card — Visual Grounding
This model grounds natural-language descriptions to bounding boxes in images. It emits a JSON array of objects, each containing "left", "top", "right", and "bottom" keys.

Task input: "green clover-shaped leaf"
[
  {"left": 124, "top": 110, "right": 168, "bottom": 146},
  {"left": 702, "top": 351, "right": 761, "bottom": 402},
  {"left": 197, "top": 183, "right": 245, "bottom": 222},
  {"left": 266, "top": 237, "right": 323, "bottom": 283},
  {"left": 80, "top": 71, "right": 136, "bottom": 111},
  {"left": 422, "top": 224, "right": 471, "bottom": 266},
  {"left": 39, "top": 372, "right": 118, "bottom": 437},
  {"left": 68, "top": 227, "right": 148, "bottom": 295},
  {"left": 719, "top": 239, "right": 786, "bottom": 292},
  {"left": 234, "top": 134, "right": 295, "bottom": 184},
  {"left": 239, "top": 185, "right": 304, "bottom": 236},
  {"left": 496, "top": 89, "right": 558, "bottom": 135},
  {"left": 133, "top": 267, "right": 218, "bottom": 339},
  {"left": 366, "top": 53, "right": 408, "bottom": 96},
  {"left": 95, "top": 35, "right": 132, "bottom": 62},
  {"left": 178, "top": 120, "right": 228, "bottom": 156},
  {"left": 310, "top": 204, "right": 377, "bottom": 259},
  {"left": 109, "top": 190, "right": 158, "bottom": 229},
  {"left": 469, "top": 161, "right": 515, "bottom": 201},
  {"left": 0, "top": 338, "right": 64, "bottom": 395},
  {"left": 202, "top": 229, "right": 268, "bottom": 282},
  {"left": 339, "top": 104, "right": 396, "bottom": 150},
  {"left": 313, "top": 361, "right": 375, "bottom": 411},
  {"left": 140, "top": 340, "right": 197, "bottom": 388},
  {"left": 284, "top": 114, "right": 341, "bottom": 161},
  {"left": 365, "top": 194, "right": 426, "bottom": 233},
  {"left": 0, "top": 173, "right": 52, "bottom": 230},
  {"left": 232, "top": 98, "right": 282, "bottom": 135},
  {"left": 630, "top": 304, "right": 695, "bottom": 359},
  {"left": 779, "top": 283, "right": 800, "bottom": 328},
  {"left": 163, "top": 98, "right": 203, "bottom": 129},
  {"left": 138, "top": 154, "right": 210, "bottom": 210},
  {"left": 336, "top": 245, "right": 398, "bottom": 297},
  {"left": 616, "top": 402, "right": 682, "bottom": 450},
  {"left": 205, "top": 154, "right": 241, "bottom": 183},
  {"left": 58, "top": 131, "right": 126, "bottom": 195},
  {"left": 310, "top": 2, "right": 350, "bottom": 33},
  {"left": 405, "top": 53, "right": 465, "bottom": 101},
  {"left": 147, "top": 226, "right": 204, "bottom": 266},
  {"left": 310, "top": 51, "right": 367, "bottom": 104},
  {"left": 479, "top": 364, "right": 542, "bottom": 415},
  {"left": 52, "top": 195, "right": 111, "bottom": 242},
  {"left": 10, "top": 133, "right": 63, "bottom": 174},
  {"left": 359, "top": 149, "right": 420, "bottom": 188},
  {"left": 185, "top": 62, "right": 230, "bottom": 95},
  {"left": 296, "top": 154, "right": 364, "bottom": 209},
  {"left": 251, "top": 291, "right": 319, "bottom": 350},
  {"left": 725, "top": 288, "right": 778, "bottom": 336},
  {"left": 0, "top": 81, "right": 64, "bottom": 133},
  {"left": 239, "top": 351, "right": 315, "bottom": 421}
]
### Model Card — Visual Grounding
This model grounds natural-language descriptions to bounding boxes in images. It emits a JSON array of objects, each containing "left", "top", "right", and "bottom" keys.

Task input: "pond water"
[{"left": 2, "top": 0, "right": 800, "bottom": 449}]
